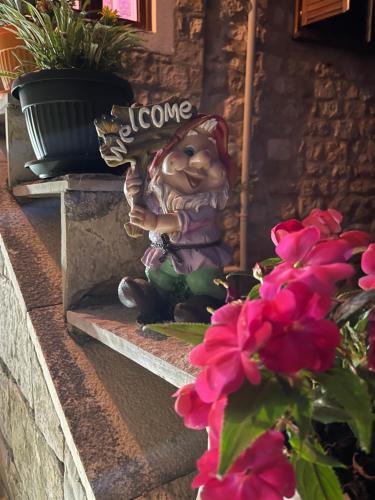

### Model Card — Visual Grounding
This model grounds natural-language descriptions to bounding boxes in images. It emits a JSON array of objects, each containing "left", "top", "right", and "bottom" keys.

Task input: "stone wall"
[
  {"left": 0, "top": 248, "right": 86, "bottom": 500},
  {"left": 127, "top": 0, "right": 205, "bottom": 106},
  {"left": 250, "top": 0, "right": 375, "bottom": 261},
  {"left": 127, "top": 0, "right": 375, "bottom": 265}
]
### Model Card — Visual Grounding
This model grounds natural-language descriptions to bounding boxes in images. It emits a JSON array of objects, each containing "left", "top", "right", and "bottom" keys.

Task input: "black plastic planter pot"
[{"left": 12, "top": 69, "right": 133, "bottom": 179}]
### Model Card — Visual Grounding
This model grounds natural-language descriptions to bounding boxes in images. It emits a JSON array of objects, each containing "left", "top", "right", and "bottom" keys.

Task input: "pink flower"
[
  {"left": 359, "top": 244, "right": 375, "bottom": 290},
  {"left": 302, "top": 208, "right": 342, "bottom": 238},
  {"left": 173, "top": 384, "right": 212, "bottom": 429},
  {"left": 258, "top": 283, "right": 340, "bottom": 374},
  {"left": 340, "top": 230, "right": 370, "bottom": 249},
  {"left": 261, "top": 226, "right": 354, "bottom": 299},
  {"left": 367, "top": 311, "right": 375, "bottom": 371},
  {"left": 302, "top": 208, "right": 370, "bottom": 248},
  {"left": 193, "top": 430, "right": 296, "bottom": 500},
  {"left": 276, "top": 226, "right": 351, "bottom": 266},
  {"left": 271, "top": 219, "right": 304, "bottom": 246},
  {"left": 190, "top": 301, "right": 271, "bottom": 403}
]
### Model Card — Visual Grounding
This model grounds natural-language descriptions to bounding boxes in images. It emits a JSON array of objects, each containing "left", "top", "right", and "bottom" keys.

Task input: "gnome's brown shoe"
[{"left": 174, "top": 295, "right": 223, "bottom": 323}]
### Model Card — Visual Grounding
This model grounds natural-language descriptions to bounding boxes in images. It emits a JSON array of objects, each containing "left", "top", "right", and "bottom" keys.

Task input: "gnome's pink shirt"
[{"left": 142, "top": 193, "right": 232, "bottom": 274}]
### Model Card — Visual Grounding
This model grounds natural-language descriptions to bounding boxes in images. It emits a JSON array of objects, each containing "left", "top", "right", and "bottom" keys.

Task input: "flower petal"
[
  {"left": 362, "top": 243, "right": 375, "bottom": 275},
  {"left": 241, "top": 353, "right": 261, "bottom": 385},
  {"left": 307, "top": 239, "right": 352, "bottom": 265},
  {"left": 303, "top": 208, "right": 342, "bottom": 237},
  {"left": 211, "top": 301, "right": 242, "bottom": 326},
  {"left": 271, "top": 219, "right": 304, "bottom": 246},
  {"left": 174, "top": 383, "right": 212, "bottom": 429},
  {"left": 276, "top": 226, "right": 320, "bottom": 265},
  {"left": 359, "top": 274, "right": 375, "bottom": 291},
  {"left": 340, "top": 230, "right": 371, "bottom": 248}
]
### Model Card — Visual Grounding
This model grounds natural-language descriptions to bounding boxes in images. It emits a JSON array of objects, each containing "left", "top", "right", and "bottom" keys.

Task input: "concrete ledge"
[
  {"left": 13, "top": 174, "right": 125, "bottom": 198},
  {"left": 0, "top": 152, "right": 204, "bottom": 499},
  {"left": 67, "top": 304, "right": 198, "bottom": 388}
]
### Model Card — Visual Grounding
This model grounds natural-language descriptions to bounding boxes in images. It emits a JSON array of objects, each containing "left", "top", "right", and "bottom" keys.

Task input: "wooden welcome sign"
[
  {"left": 95, "top": 97, "right": 198, "bottom": 168},
  {"left": 95, "top": 97, "right": 198, "bottom": 238}
]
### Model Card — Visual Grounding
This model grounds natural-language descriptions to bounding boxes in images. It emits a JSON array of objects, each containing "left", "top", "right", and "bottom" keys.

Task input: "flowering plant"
[
  {"left": 151, "top": 208, "right": 375, "bottom": 500},
  {"left": 0, "top": 0, "right": 140, "bottom": 76}
]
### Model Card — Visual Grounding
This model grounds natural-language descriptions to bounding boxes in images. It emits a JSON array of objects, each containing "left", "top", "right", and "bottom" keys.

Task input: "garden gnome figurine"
[{"left": 119, "top": 114, "right": 235, "bottom": 323}]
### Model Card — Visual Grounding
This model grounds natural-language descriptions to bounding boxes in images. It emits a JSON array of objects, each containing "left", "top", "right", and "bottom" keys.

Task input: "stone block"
[
  {"left": 345, "top": 85, "right": 359, "bottom": 99},
  {"left": 1, "top": 452, "right": 23, "bottom": 500},
  {"left": 344, "top": 100, "right": 366, "bottom": 119},
  {"left": 189, "top": 18, "right": 204, "bottom": 39},
  {"left": 0, "top": 261, "right": 34, "bottom": 406},
  {"left": 314, "top": 80, "right": 335, "bottom": 99},
  {"left": 61, "top": 191, "right": 147, "bottom": 309},
  {"left": 32, "top": 350, "right": 64, "bottom": 462},
  {"left": 305, "top": 141, "right": 325, "bottom": 162},
  {"left": 0, "top": 365, "right": 11, "bottom": 446},
  {"left": 325, "top": 141, "right": 347, "bottom": 164},
  {"left": 158, "top": 65, "right": 191, "bottom": 92},
  {"left": 34, "top": 430, "right": 64, "bottom": 500},
  {"left": 219, "top": 0, "right": 246, "bottom": 17},
  {"left": 64, "top": 448, "right": 87, "bottom": 500},
  {"left": 318, "top": 100, "right": 342, "bottom": 119},
  {"left": 9, "top": 378, "right": 64, "bottom": 500}
]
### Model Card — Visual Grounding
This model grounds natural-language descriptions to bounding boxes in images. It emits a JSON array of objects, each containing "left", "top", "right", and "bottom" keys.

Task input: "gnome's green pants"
[{"left": 146, "top": 259, "right": 226, "bottom": 302}]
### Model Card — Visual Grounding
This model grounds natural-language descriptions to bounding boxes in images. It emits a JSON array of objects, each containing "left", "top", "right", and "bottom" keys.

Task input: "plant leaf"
[
  {"left": 219, "top": 378, "right": 290, "bottom": 475},
  {"left": 288, "top": 432, "right": 345, "bottom": 468},
  {"left": 145, "top": 322, "right": 208, "bottom": 345},
  {"left": 292, "top": 456, "right": 344, "bottom": 500},
  {"left": 247, "top": 283, "right": 260, "bottom": 300},
  {"left": 259, "top": 257, "right": 282, "bottom": 268},
  {"left": 290, "top": 386, "right": 313, "bottom": 438},
  {"left": 315, "top": 367, "right": 373, "bottom": 452},
  {"left": 334, "top": 290, "right": 375, "bottom": 322},
  {"left": 312, "top": 399, "right": 350, "bottom": 424},
  {"left": 357, "top": 365, "right": 375, "bottom": 400}
]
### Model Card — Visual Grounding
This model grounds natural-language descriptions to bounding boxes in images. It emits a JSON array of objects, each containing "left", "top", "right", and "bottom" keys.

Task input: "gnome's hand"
[
  {"left": 130, "top": 206, "right": 182, "bottom": 233},
  {"left": 130, "top": 206, "right": 157, "bottom": 231},
  {"left": 125, "top": 166, "right": 143, "bottom": 205}
]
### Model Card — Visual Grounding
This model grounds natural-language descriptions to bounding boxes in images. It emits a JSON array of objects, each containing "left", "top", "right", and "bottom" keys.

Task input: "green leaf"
[
  {"left": 259, "top": 257, "right": 282, "bottom": 268},
  {"left": 288, "top": 432, "right": 345, "bottom": 468},
  {"left": 316, "top": 367, "right": 373, "bottom": 452},
  {"left": 247, "top": 283, "right": 260, "bottom": 300},
  {"left": 145, "top": 322, "right": 208, "bottom": 346},
  {"left": 292, "top": 456, "right": 344, "bottom": 500},
  {"left": 334, "top": 290, "right": 375, "bottom": 322},
  {"left": 312, "top": 399, "right": 350, "bottom": 424},
  {"left": 354, "top": 309, "right": 371, "bottom": 334},
  {"left": 357, "top": 365, "right": 375, "bottom": 400},
  {"left": 219, "top": 378, "right": 290, "bottom": 475},
  {"left": 291, "top": 386, "right": 313, "bottom": 438}
]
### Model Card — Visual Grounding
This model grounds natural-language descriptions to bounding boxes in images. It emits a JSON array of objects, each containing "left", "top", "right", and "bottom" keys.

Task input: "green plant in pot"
[
  {"left": 0, "top": 0, "right": 140, "bottom": 179},
  {"left": 0, "top": 3, "right": 34, "bottom": 94}
]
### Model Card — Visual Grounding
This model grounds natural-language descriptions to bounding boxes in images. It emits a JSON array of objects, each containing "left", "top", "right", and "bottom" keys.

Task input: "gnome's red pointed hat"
[{"left": 149, "top": 114, "right": 237, "bottom": 186}]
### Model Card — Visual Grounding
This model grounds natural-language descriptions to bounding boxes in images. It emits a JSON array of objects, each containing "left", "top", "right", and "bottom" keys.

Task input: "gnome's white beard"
[{"left": 149, "top": 172, "right": 229, "bottom": 215}]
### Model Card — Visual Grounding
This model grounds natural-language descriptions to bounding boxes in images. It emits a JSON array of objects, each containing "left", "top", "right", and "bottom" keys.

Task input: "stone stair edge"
[{"left": 0, "top": 154, "right": 203, "bottom": 499}]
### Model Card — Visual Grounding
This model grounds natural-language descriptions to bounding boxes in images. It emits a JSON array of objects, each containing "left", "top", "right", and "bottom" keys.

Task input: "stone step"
[
  {"left": 13, "top": 174, "right": 124, "bottom": 198},
  {"left": 11, "top": 173, "right": 148, "bottom": 312},
  {"left": 0, "top": 155, "right": 205, "bottom": 499},
  {"left": 67, "top": 304, "right": 198, "bottom": 389}
]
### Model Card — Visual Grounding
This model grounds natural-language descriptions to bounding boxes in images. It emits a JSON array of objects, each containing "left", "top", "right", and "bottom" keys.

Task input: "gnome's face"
[{"left": 161, "top": 129, "right": 227, "bottom": 195}]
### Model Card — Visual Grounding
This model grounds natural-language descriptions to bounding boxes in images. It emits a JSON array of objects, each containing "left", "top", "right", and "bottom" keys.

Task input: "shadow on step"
[
  {"left": 19, "top": 197, "right": 61, "bottom": 269},
  {"left": 81, "top": 340, "right": 205, "bottom": 497}
]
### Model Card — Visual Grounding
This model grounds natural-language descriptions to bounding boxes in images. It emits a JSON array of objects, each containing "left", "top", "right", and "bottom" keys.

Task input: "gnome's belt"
[{"left": 151, "top": 234, "right": 222, "bottom": 264}]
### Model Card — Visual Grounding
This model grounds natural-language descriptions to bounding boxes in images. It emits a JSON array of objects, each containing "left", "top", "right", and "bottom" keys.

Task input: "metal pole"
[{"left": 240, "top": 0, "right": 257, "bottom": 271}]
